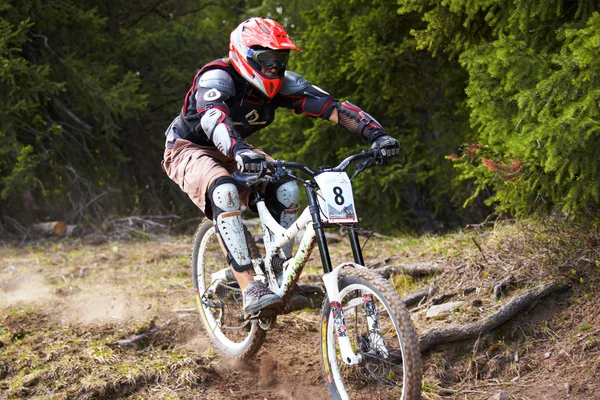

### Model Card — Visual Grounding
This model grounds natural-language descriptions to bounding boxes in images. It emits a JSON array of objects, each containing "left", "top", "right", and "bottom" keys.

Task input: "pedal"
[
  {"left": 244, "top": 306, "right": 279, "bottom": 320},
  {"left": 258, "top": 315, "right": 277, "bottom": 330}
]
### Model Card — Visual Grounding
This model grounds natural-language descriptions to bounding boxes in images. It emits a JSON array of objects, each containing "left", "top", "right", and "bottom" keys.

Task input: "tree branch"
[
  {"left": 52, "top": 98, "right": 92, "bottom": 130},
  {"left": 123, "top": 0, "right": 167, "bottom": 29},
  {"left": 28, "top": 30, "right": 63, "bottom": 62}
]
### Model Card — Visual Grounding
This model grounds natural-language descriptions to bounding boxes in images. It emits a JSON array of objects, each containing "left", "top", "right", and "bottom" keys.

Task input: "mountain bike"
[{"left": 191, "top": 149, "right": 422, "bottom": 399}]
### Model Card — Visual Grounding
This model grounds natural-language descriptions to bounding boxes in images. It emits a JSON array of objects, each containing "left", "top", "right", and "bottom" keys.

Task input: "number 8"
[{"left": 333, "top": 186, "right": 344, "bottom": 205}]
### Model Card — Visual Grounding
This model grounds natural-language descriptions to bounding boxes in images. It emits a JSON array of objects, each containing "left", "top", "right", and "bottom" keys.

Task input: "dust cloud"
[
  {"left": 58, "top": 286, "right": 152, "bottom": 325},
  {"left": 0, "top": 274, "right": 53, "bottom": 305}
]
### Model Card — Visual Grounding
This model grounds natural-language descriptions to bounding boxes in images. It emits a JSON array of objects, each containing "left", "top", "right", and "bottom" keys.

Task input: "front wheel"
[
  {"left": 320, "top": 268, "right": 422, "bottom": 399},
  {"left": 191, "top": 219, "right": 266, "bottom": 359}
]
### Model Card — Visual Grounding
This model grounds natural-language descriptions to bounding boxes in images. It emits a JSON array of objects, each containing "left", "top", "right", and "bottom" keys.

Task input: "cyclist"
[{"left": 162, "top": 17, "right": 400, "bottom": 318}]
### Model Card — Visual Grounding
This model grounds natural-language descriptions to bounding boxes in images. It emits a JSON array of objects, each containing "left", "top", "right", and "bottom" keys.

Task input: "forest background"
[{"left": 1, "top": 0, "right": 599, "bottom": 235}]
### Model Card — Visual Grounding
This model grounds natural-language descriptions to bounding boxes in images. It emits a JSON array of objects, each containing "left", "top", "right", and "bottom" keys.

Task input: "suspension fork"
[
  {"left": 322, "top": 263, "right": 364, "bottom": 365},
  {"left": 363, "top": 293, "right": 389, "bottom": 357},
  {"left": 306, "top": 185, "right": 364, "bottom": 365},
  {"left": 348, "top": 226, "right": 364, "bottom": 265},
  {"left": 344, "top": 217, "right": 388, "bottom": 358}
]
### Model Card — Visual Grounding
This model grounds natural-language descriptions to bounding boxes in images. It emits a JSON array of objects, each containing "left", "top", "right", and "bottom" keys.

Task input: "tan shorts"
[{"left": 162, "top": 139, "right": 271, "bottom": 217}]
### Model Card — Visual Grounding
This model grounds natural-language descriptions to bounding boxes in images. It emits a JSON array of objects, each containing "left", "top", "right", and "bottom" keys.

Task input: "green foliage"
[
  {"left": 4, "top": 0, "right": 597, "bottom": 233},
  {"left": 0, "top": 7, "right": 62, "bottom": 202},
  {"left": 0, "top": 0, "right": 244, "bottom": 227},
  {"left": 403, "top": 0, "right": 600, "bottom": 217},
  {"left": 254, "top": 0, "right": 474, "bottom": 232},
  {"left": 0, "top": 144, "right": 41, "bottom": 200},
  {"left": 1, "top": 0, "right": 146, "bottom": 221}
]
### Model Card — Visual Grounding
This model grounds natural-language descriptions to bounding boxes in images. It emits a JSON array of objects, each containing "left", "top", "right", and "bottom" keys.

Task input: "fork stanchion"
[
  {"left": 306, "top": 184, "right": 333, "bottom": 273},
  {"left": 347, "top": 227, "right": 365, "bottom": 266}
]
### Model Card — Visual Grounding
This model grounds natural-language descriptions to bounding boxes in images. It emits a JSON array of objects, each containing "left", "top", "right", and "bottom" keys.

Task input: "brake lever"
[
  {"left": 267, "top": 162, "right": 293, "bottom": 182},
  {"left": 350, "top": 157, "right": 376, "bottom": 181}
]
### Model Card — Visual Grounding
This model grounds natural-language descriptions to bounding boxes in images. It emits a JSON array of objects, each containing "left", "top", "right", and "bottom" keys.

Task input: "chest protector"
[{"left": 176, "top": 59, "right": 280, "bottom": 146}]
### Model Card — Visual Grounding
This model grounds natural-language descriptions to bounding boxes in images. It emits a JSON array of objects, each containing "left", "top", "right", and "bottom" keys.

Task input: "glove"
[
  {"left": 370, "top": 134, "right": 400, "bottom": 165},
  {"left": 234, "top": 150, "right": 266, "bottom": 175}
]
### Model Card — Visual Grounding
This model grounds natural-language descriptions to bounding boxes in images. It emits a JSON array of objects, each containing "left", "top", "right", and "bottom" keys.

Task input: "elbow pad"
[
  {"left": 281, "top": 71, "right": 336, "bottom": 119},
  {"left": 334, "top": 101, "right": 385, "bottom": 142},
  {"left": 200, "top": 108, "right": 247, "bottom": 158}
]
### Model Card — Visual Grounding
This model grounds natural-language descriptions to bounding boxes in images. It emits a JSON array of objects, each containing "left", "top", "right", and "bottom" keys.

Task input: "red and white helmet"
[{"left": 229, "top": 18, "right": 301, "bottom": 98}]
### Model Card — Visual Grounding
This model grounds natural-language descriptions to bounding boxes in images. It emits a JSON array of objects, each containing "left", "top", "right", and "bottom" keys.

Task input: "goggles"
[{"left": 248, "top": 48, "right": 289, "bottom": 71}]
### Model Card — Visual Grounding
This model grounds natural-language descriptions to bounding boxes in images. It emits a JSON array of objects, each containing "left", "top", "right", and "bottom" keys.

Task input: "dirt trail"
[
  {"left": 1, "top": 219, "right": 599, "bottom": 399},
  {"left": 0, "top": 236, "right": 331, "bottom": 399}
]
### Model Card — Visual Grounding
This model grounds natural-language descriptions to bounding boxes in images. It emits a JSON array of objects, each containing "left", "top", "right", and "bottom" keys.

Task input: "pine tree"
[
  {"left": 400, "top": 0, "right": 600, "bottom": 217},
  {"left": 0, "top": 0, "right": 244, "bottom": 228}
]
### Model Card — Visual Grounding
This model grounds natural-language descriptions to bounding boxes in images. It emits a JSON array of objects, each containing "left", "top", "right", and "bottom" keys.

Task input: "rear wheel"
[
  {"left": 191, "top": 219, "right": 266, "bottom": 358},
  {"left": 320, "top": 268, "right": 422, "bottom": 399}
]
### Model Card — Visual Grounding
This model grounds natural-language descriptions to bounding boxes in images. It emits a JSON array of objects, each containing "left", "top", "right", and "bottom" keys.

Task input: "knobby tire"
[
  {"left": 191, "top": 219, "right": 266, "bottom": 359},
  {"left": 320, "top": 268, "right": 422, "bottom": 400}
]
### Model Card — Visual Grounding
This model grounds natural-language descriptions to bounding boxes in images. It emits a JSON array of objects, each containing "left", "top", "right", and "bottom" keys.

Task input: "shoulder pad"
[
  {"left": 280, "top": 71, "right": 310, "bottom": 95},
  {"left": 198, "top": 69, "right": 235, "bottom": 97}
]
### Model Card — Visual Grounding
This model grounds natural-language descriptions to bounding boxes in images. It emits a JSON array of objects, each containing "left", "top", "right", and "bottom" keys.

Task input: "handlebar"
[{"left": 232, "top": 148, "right": 379, "bottom": 187}]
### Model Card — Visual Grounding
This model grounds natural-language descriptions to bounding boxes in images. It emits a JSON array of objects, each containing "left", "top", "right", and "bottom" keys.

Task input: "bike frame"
[{"left": 248, "top": 170, "right": 372, "bottom": 366}]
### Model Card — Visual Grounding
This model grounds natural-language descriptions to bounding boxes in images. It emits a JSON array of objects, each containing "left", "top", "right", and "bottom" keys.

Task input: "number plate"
[{"left": 315, "top": 172, "right": 358, "bottom": 223}]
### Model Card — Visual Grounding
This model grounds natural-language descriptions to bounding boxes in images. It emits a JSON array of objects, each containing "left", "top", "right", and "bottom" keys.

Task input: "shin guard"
[{"left": 209, "top": 177, "right": 252, "bottom": 272}]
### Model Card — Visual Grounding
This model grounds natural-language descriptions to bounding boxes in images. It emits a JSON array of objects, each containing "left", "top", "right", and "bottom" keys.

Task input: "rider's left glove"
[{"left": 370, "top": 134, "right": 400, "bottom": 165}]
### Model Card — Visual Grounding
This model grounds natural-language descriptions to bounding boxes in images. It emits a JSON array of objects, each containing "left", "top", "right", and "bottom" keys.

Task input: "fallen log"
[
  {"left": 372, "top": 262, "right": 443, "bottom": 278},
  {"left": 32, "top": 221, "right": 67, "bottom": 236},
  {"left": 418, "top": 281, "right": 570, "bottom": 352}
]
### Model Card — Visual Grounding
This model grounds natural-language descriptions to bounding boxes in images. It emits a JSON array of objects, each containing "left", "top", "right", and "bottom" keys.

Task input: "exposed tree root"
[
  {"left": 372, "top": 262, "right": 443, "bottom": 278},
  {"left": 403, "top": 289, "right": 431, "bottom": 307},
  {"left": 296, "top": 284, "right": 325, "bottom": 309},
  {"left": 493, "top": 275, "right": 517, "bottom": 299},
  {"left": 116, "top": 318, "right": 173, "bottom": 348},
  {"left": 419, "top": 281, "right": 570, "bottom": 352}
]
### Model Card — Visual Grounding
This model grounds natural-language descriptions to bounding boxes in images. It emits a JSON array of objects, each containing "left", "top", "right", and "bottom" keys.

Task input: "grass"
[{"left": 391, "top": 273, "right": 419, "bottom": 294}]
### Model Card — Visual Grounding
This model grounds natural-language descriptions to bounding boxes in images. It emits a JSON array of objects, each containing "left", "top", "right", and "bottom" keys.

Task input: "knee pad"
[
  {"left": 265, "top": 180, "right": 300, "bottom": 228},
  {"left": 266, "top": 180, "right": 299, "bottom": 259},
  {"left": 208, "top": 177, "right": 252, "bottom": 272},
  {"left": 209, "top": 176, "right": 241, "bottom": 216}
]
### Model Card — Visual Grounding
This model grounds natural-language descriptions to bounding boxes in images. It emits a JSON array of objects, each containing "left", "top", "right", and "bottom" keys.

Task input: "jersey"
[{"left": 172, "top": 58, "right": 336, "bottom": 149}]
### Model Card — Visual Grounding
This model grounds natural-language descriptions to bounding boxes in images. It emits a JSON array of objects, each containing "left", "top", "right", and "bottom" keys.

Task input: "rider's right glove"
[
  {"left": 370, "top": 134, "right": 400, "bottom": 165},
  {"left": 234, "top": 149, "right": 266, "bottom": 175}
]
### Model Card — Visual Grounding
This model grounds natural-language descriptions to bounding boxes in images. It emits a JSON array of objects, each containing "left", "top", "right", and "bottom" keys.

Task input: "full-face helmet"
[{"left": 229, "top": 18, "right": 301, "bottom": 98}]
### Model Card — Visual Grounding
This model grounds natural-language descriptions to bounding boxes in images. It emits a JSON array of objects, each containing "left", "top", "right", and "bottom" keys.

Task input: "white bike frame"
[{"left": 251, "top": 192, "right": 366, "bottom": 365}]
